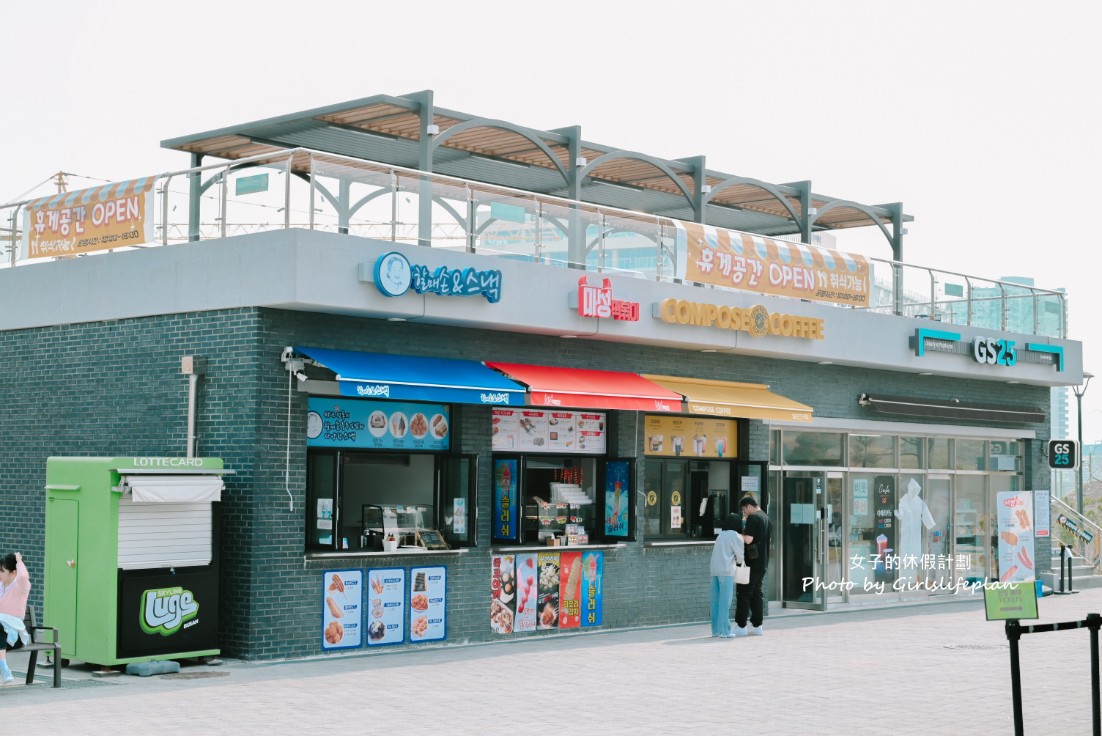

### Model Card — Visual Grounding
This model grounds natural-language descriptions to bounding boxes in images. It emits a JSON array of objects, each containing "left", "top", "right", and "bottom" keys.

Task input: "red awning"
[{"left": 486, "top": 362, "right": 682, "bottom": 412}]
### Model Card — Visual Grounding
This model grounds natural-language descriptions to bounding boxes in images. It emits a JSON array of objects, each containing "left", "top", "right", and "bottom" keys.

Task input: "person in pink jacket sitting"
[{"left": 0, "top": 552, "right": 31, "bottom": 686}]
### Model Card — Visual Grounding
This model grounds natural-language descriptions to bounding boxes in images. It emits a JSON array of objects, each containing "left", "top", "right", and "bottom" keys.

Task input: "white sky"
[{"left": 3, "top": 1, "right": 1100, "bottom": 439}]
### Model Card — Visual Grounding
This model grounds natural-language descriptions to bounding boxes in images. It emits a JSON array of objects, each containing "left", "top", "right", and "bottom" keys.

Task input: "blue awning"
[{"left": 295, "top": 347, "right": 527, "bottom": 406}]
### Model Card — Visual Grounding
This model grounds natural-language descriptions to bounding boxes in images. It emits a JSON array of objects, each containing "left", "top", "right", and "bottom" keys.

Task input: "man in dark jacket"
[{"left": 733, "top": 495, "right": 771, "bottom": 636}]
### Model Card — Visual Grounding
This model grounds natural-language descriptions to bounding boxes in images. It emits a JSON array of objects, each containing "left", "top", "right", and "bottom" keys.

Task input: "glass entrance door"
[
  {"left": 924, "top": 476, "right": 954, "bottom": 595},
  {"left": 781, "top": 474, "right": 827, "bottom": 611}
]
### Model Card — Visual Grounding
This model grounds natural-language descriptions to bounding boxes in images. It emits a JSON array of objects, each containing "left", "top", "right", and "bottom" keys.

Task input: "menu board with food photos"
[
  {"left": 307, "top": 398, "right": 450, "bottom": 451},
  {"left": 492, "top": 408, "right": 606, "bottom": 455},
  {"left": 321, "top": 569, "right": 363, "bottom": 650},
  {"left": 409, "top": 566, "right": 447, "bottom": 642},
  {"left": 490, "top": 552, "right": 604, "bottom": 635},
  {"left": 366, "top": 568, "right": 406, "bottom": 646}
]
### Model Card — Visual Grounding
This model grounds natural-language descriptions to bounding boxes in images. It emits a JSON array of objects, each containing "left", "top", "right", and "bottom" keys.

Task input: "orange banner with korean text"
[
  {"left": 21, "top": 178, "right": 157, "bottom": 260},
  {"left": 674, "top": 221, "right": 870, "bottom": 307}
]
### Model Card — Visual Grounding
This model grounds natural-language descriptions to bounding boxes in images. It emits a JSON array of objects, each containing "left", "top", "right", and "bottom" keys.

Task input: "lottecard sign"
[
  {"left": 577, "top": 277, "right": 639, "bottom": 321},
  {"left": 21, "top": 178, "right": 157, "bottom": 260}
]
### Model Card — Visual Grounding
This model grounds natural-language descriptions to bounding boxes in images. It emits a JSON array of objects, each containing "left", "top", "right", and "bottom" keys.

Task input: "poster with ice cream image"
[
  {"left": 604, "top": 460, "right": 631, "bottom": 537},
  {"left": 558, "top": 552, "right": 583, "bottom": 629},
  {"left": 580, "top": 552, "right": 604, "bottom": 628}
]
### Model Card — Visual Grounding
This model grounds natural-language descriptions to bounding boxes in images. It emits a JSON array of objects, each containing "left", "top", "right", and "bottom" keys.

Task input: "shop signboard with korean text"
[
  {"left": 21, "top": 179, "right": 157, "bottom": 260},
  {"left": 996, "top": 491, "right": 1036, "bottom": 583},
  {"left": 307, "top": 398, "right": 449, "bottom": 451},
  {"left": 490, "top": 552, "right": 604, "bottom": 634},
  {"left": 673, "top": 221, "right": 870, "bottom": 307},
  {"left": 366, "top": 568, "right": 406, "bottom": 646},
  {"left": 492, "top": 408, "right": 606, "bottom": 454},
  {"left": 643, "top": 415, "right": 736, "bottom": 458},
  {"left": 604, "top": 461, "right": 631, "bottom": 537},
  {"left": 321, "top": 569, "right": 363, "bottom": 650},
  {"left": 409, "top": 567, "right": 446, "bottom": 642},
  {"left": 492, "top": 458, "right": 519, "bottom": 542}
]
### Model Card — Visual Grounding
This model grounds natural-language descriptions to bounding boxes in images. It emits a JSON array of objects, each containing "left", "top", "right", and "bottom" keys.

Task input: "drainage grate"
[
  {"left": 943, "top": 644, "right": 1009, "bottom": 651},
  {"left": 160, "top": 671, "right": 231, "bottom": 681}
]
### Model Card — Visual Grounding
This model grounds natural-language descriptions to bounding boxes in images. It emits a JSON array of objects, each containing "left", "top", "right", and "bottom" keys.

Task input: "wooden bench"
[{"left": 15, "top": 605, "right": 61, "bottom": 688}]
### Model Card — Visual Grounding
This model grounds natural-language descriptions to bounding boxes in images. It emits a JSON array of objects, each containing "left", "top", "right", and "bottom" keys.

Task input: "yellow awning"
[{"left": 643, "top": 375, "right": 813, "bottom": 423}]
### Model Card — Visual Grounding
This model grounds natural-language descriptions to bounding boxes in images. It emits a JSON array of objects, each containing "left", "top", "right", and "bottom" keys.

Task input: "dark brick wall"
[{"left": 0, "top": 307, "right": 1051, "bottom": 660}]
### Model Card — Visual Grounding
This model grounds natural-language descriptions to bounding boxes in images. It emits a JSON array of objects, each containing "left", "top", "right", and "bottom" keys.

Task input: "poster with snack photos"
[
  {"left": 409, "top": 566, "right": 447, "bottom": 642},
  {"left": 366, "top": 568, "right": 406, "bottom": 646},
  {"left": 536, "top": 552, "right": 561, "bottom": 630},
  {"left": 321, "top": 569, "right": 363, "bottom": 650},
  {"left": 996, "top": 491, "right": 1035, "bottom": 584},
  {"left": 490, "top": 554, "right": 516, "bottom": 634},
  {"left": 513, "top": 554, "right": 538, "bottom": 632},
  {"left": 558, "top": 551, "right": 583, "bottom": 629}
]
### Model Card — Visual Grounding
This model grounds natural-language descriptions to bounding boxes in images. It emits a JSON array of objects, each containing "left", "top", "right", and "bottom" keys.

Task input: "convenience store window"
[{"left": 641, "top": 414, "right": 738, "bottom": 540}]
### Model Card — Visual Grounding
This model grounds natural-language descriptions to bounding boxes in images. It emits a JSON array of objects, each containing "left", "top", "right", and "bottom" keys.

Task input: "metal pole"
[
  {"left": 1089, "top": 613, "right": 1101, "bottom": 736},
  {"left": 1006, "top": 619, "right": 1025, "bottom": 736},
  {"left": 1080, "top": 388, "right": 1086, "bottom": 516},
  {"left": 1076, "top": 373, "right": 1094, "bottom": 516}
]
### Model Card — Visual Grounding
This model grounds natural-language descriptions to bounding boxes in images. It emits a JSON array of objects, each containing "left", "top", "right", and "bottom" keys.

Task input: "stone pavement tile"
[{"left": 2, "top": 590, "right": 1101, "bottom": 735}]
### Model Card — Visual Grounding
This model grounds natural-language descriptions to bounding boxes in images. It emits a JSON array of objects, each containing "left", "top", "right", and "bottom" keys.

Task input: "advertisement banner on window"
[
  {"left": 307, "top": 398, "right": 449, "bottom": 450},
  {"left": 643, "top": 415, "right": 737, "bottom": 458},
  {"left": 21, "top": 179, "right": 157, "bottom": 260},
  {"left": 604, "top": 461, "right": 631, "bottom": 537},
  {"left": 409, "top": 567, "right": 446, "bottom": 642},
  {"left": 321, "top": 569, "right": 363, "bottom": 650},
  {"left": 366, "top": 568, "right": 406, "bottom": 646},
  {"left": 674, "top": 221, "right": 870, "bottom": 307},
  {"left": 492, "top": 459, "right": 519, "bottom": 542},
  {"left": 997, "top": 491, "right": 1036, "bottom": 583}
]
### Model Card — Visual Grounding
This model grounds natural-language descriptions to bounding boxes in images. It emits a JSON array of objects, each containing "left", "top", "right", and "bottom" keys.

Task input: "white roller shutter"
[{"left": 117, "top": 475, "right": 220, "bottom": 570}]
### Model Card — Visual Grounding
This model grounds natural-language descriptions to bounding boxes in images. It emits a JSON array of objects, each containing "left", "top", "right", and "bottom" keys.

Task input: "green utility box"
[{"left": 44, "top": 457, "right": 230, "bottom": 667}]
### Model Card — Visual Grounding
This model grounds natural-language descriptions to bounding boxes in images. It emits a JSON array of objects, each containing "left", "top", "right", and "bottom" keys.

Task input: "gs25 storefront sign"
[{"left": 973, "top": 336, "right": 1016, "bottom": 367}]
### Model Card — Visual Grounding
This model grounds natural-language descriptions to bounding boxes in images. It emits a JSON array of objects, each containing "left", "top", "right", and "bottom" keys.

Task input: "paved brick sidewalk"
[{"left": 3, "top": 589, "right": 1100, "bottom": 735}]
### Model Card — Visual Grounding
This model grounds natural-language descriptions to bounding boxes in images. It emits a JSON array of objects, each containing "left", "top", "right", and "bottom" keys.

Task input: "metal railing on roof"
[{"left": 1, "top": 148, "right": 1067, "bottom": 338}]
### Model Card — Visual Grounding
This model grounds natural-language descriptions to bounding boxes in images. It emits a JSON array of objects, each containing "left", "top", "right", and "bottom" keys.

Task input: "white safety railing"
[{"left": 1, "top": 147, "right": 1067, "bottom": 338}]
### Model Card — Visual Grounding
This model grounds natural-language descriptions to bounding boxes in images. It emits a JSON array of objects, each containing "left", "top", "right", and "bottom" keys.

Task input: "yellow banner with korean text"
[
  {"left": 674, "top": 221, "right": 870, "bottom": 307},
  {"left": 21, "top": 178, "right": 157, "bottom": 260}
]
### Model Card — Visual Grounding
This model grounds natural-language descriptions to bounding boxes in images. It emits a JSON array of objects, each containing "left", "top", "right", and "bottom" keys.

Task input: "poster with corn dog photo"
[
  {"left": 995, "top": 491, "right": 1035, "bottom": 584},
  {"left": 321, "top": 569, "right": 363, "bottom": 650}
]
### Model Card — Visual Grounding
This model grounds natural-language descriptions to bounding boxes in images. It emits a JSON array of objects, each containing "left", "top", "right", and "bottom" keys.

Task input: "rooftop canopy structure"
[{"left": 161, "top": 90, "right": 913, "bottom": 261}]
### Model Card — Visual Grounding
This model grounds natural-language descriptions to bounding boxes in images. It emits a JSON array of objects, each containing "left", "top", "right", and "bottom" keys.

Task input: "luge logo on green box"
[{"left": 140, "top": 586, "right": 200, "bottom": 636}]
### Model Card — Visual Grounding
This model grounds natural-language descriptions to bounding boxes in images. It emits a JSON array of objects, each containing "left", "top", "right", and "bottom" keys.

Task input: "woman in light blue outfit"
[{"left": 710, "top": 514, "right": 745, "bottom": 638}]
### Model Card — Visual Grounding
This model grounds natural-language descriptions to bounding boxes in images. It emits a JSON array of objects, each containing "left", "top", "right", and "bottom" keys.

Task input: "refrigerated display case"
[{"left": 361, "top": 504, "right": 447, "bottom": 550}]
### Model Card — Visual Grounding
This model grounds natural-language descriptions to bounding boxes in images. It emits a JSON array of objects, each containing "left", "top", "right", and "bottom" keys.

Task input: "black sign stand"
[{"left": 1004, "top": 613, "right": 1102, "bottom": 736}]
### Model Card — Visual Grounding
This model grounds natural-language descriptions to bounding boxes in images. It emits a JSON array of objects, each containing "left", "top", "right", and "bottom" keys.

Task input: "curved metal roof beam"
[
  {"left": 430, "top": 119, "right": 568, "bottom": 183},
  {"left": 580, "top": 152, "right": 694, "bottom": 206},
  {"left": 704, "top": 176, "right": 801, "bottom": 223},
  {"left": 812, "top": 200, "right": 894, "bottom": 244}
]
